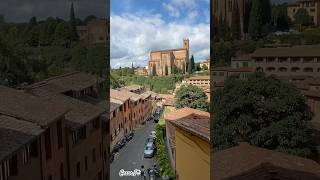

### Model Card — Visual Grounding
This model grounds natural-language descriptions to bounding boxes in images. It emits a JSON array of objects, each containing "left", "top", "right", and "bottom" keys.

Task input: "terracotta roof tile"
[
  {"left": 118, "top": 89, "right": 143, "bottom": 101},
  {"left": 0, "top": 86, "right": 69, "bottom": 127},
  {"left": 151, "top": 48, "right": 186, "bottom": 53},
  {"left": 43, "top": 95, "right": 105, "bottom": 129},
  {"left": 213, "top": 143, "right": 320, "bottom": 180},
  {"left": 165, "top": 108, "right": 210, "bottom": 141},
  {"left": 188, "top": 76, "right": 210, "bottom": 80},
  {"left": 304, "top": 90, "right": 320, "bottom": 98},
  {"left": 0, "top": 115, "right": 43, "bottom": 160},
  {"left": 110, "top": 89, "right": 131, "bottom": 102},
  {"left": 252, "top": 45, "right": 320, "bottom": 57},
  {"left": 27, "top": 72, "right": 104, "bottom": 93}
]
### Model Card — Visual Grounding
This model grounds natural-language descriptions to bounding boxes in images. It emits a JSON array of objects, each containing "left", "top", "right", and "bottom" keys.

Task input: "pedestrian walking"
[{"left": 140, "top": 165, "right": 146, "bottom": 180}]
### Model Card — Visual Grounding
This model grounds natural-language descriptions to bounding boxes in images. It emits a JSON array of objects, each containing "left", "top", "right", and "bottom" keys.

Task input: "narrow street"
[{"left": 110, "top": 120, "right": 158, "bottom": 180}]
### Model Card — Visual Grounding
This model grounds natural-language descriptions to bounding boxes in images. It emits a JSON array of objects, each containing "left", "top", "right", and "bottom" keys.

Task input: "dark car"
[{"left": 153, "top": 118, "right": 159, "bottom": 123}]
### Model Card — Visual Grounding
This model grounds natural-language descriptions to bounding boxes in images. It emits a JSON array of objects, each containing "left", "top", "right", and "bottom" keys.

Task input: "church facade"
[{"left": 148, "top": 39, "right": 189, "bottom": 76}]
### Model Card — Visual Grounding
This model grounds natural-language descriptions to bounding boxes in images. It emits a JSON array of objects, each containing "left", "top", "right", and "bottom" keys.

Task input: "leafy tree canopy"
[
  {"left": 294, "top": 8, "right": 312, "bottom": 26},
  {"left": 175, "top": 84, "right": 208, "bottom": 112},
  {"left": 211, "top": 73, "right": 314, "bottom": 158}
]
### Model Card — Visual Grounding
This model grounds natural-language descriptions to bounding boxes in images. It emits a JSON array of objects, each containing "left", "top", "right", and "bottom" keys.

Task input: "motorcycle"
[
  {"left": 148, "top": 169, "right": 156, "bottom": 180},
  {"left": 109, "top": 153, "right": 115, "bottom": 163}
]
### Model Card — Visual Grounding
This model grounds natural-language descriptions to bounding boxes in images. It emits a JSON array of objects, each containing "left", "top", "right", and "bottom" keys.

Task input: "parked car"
[
  {"left": 146, "top": 137, "right": 155, "bottom": 145},
  {"left": 150, "top": 131, "right": 156, "bottom": 138},
  {"left": 144, "top": 142, "right": 156, "bottom": 158}
]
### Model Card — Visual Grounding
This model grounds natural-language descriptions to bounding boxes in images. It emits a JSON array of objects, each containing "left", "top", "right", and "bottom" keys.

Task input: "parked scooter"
[{"left": 148, "top": 168, "right": 156, "bottom": 180}]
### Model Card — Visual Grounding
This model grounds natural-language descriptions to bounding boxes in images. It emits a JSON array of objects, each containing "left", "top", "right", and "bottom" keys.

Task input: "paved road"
[{"left": 110, "top": 120, "right": 157, "bottom": 180}]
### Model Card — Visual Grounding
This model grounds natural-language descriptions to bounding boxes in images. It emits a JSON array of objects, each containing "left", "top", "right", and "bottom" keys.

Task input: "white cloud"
[
  {"left": 110, "top": 13, "right": 210, "bottom": 68},
  {"left": 163, "top": 3, "right": 180, "bottom": 18},
  {"left": 170, "top": 0, "right": 196, "bottom": 8}
]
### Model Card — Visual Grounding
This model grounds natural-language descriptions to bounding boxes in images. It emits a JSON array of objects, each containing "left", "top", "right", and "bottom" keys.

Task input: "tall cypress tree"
[
  {"left": 231, "top": 1, "right": 241, "bottom": 40},
  {"left": 217, "top": 14, "right": 223, "bottom": 41},
  {"left": 70, "top": 3, "right": 79, "bottom": 41},
  {"left": 172, "top": 64, "right": 177, "bottom": 74},
  {"left": 152, "top": 64, "right": 157, "bottom": 76},
  {"left": 262, "top": 0, "right": 271, "bottom": 25},
  {"left": 165, "top": 64, "right": 168, "bottom": 76},
  {"left": 190, "top": 55, "right": 195, "bottom": 72},
  {"left": 188, "top": 58, "right": 192, "bottom": 74},
  {"left": 131, "top": 62, "right": 134, "bottom": 75},
  {"left": 243, "top": 0, "right": 252, "bottom": 34},
  {"left": 249, "top": 0, "right": 263, "bottom": 40}
]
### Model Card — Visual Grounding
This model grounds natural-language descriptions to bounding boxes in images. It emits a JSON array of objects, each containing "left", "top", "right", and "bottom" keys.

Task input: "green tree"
[
  {"left": 27, "top": 28, "right": 39, "bottom": 47},
  {"left": 182, "top": 63, "right": 185, "bottom": 74},
  {"left": 0, "top": 37, "right": 31, "bottom": 86},
  {"left": 262, "top": 0, "right": 272, "bottom": 25},
  {"left": 190, "top": 55, "right": 195, "bottom": 72},
  {"left": 231, "top": 1, "right": 241, "bottom": 40},
  {"left": 211, "top": 73, "right": 314, "bottom": 158},
  {"left": 84, "top": 15, "right": 97, "bottom": 24},
  {"left": 188, "top": 59, "right": 192, "bottom": 74},
  {"left": 131, "top": 63, "right": 135, "bottom": 75},
  {"left": 71, "top": 42, "right": 87, "bottom": 71},
  {"left": 165, "top": 64, "right": 168, "bottom": 76},
  {"left": 272, "top": 4, "right": 290, "bottom": 30},
  {"left": 152, "top": 64, "right": 157, "bottom": 76},
  {"left": 294, "top": 8, "right": 311, "bottom": 26},
  {"left": 86, "top": 44, "right": 108, "bottom": 77},
  {"left": 212, "top": 41, "right": 236, "bottom": 66},
  {"left": 119, "top": 66, "right": 122, "bottom": 76},
  {"left": 249, "top": 0, "right": 263, "bottom": 40},
  {"left": 175, "top": 85, "right": 208, "bottom": 111},
  {"left": 243, "top": 0, "right": 252, "bottom": 34},
  {"left": 69, "top": 3, "right": 79, "bottom": 41},
  {"left": 202, "top": 64, "right": 208, "bottom": 70},
  {"left": 172, "top": 64, "right": 178, "bottom": 74},
  {"left": 53, "top": 23, "right": 71, "bottom": 47}
]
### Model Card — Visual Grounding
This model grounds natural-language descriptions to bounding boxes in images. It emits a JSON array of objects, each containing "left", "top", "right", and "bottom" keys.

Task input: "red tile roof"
[
  {"left": 252, "top": 45, "right": 320, "bottom": 57},
  {"left": 110, "top": 89, "right": 131, "bottom": 102},
  {"left": 165, "top": 108, "right": 210, "bottom": 141},
  {"left": 212, "top": 143, "right": 320, "bottom": 180},
  {"left": 0, "top": 86, "right": 69, "bottom": 127},
  {"left": 27, "top": 72, "right": 104, "bottom": 93}
]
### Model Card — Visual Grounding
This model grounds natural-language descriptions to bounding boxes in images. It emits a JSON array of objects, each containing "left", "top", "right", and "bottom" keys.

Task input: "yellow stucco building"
[{"left": 165, "top": 107, "right": 210, "bottom": 180}]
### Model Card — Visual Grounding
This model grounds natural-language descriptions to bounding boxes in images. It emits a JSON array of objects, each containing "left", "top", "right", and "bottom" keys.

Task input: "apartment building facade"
[
  {"left": 26, "top": 72, "right": 107, "bottom": 180},
  {"left": 110, "top": 89, "right": 132, "bottom": 135},
  {"left": 0, "top": 116, "right": 43, "bottom": 180},
  {"left": 213, "top": 45, "right": 320, "bottom": 84},
  {"left": 0, "top": 72, "right": 109, "bottom": 180},
  {"left": 77, "top": 18, "right": 108, "bottom": 44},
  {"left": 119, "top": 90, "right": 144, "bottom": 128},
  {"left": 110, "top": 99, "right": 124, "bottom": 149},
  {"left": 288, "top": 0, "right": 320, "bottom": 26},
  {"left": 0, "top": 85, "right": 69, "bottom": 180},
  {"left": 141, "top": 92, "right": 153, "bottom": 123},
  {"left": 165, "top": 107, "right": 210, "bottom": 180},
  {"left": 252, "top": 45, "right": 320, "bottom": 77}
]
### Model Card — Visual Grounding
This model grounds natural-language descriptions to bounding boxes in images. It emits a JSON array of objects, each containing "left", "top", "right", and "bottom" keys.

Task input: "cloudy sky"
[
  {"left": 0, "top": 0, "right": 108, "bottom": 23},
  {"left": 110, "top": 0, "right": 210, "bottom": 68}
]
